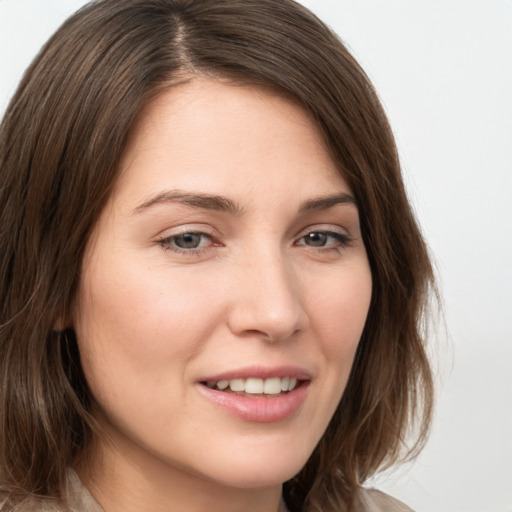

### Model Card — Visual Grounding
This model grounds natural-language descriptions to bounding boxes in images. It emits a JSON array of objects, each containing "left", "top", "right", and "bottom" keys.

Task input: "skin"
[{"left": 72, "top": 78, "right": 372, "bottom": 512}]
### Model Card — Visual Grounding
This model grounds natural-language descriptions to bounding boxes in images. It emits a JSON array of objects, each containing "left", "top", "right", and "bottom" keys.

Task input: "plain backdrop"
[{"left": 1, "top": 1, "right": 511, "bottom": 511}]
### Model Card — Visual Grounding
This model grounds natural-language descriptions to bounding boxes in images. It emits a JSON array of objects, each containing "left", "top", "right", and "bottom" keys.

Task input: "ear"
[{"left": 53, "top": 312, "right": 72, "bottom": 332}]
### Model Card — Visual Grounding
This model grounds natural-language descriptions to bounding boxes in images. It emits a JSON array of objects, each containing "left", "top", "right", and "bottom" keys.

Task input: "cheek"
[
  {"left": 306, "top": 261, "right": 372, "bottom": 398},
  {"left": 309, "top": 261, "right": 372, "bottom": 344},
  {"left": 72, "top": 257, "right": 226, "bottom": 407},
  {"left": 77, "top": 256, "right": 217, "bottom": 345}
]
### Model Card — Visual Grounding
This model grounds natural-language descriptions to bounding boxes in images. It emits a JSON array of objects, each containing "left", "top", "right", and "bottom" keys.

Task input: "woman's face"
[{"left": 73, "top": 78, "right": 372, "bottom": 491}]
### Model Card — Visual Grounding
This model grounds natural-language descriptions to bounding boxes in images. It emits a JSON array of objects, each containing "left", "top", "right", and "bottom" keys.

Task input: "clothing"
[
  {"left": 1, "top": 469, "right": 414, "bottom": 511},
  {"left": 356, "top": 488, "right": 414, "bottom": 512}
]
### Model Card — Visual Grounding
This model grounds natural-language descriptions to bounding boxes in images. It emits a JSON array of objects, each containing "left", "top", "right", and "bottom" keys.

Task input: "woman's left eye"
[
  {"left": 158, "top": 232, "right": 213, "bottom": 252},
  {"left": 297, "top": 231, "right": 351, "bottom": 248}
]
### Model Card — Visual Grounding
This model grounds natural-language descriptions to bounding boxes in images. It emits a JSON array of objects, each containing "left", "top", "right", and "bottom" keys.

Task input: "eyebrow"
[
  {"left": 132, "top": 189, "right": 356, "bottom": 216},
  {"left": 132, "top": 190, "right": 244, "bottom": 216},
  {"left": 298, "top": 192, "right": 357, "bottom": 213}
]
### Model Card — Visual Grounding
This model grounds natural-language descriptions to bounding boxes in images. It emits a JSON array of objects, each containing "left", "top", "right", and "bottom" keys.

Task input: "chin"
[
  {"left": 191, "top": 442, "right": 311, "bottom": 489},
  {"left": 207, "top": 466, "right": 301, "bottom": 490}
]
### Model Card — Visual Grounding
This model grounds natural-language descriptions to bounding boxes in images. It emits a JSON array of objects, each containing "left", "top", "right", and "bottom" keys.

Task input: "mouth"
[
  {"left": 197, "top": 369, "right": 310, "bottom": 422},
  {"left": 201, "top": 376, "right": 301, "bottom": 397}
]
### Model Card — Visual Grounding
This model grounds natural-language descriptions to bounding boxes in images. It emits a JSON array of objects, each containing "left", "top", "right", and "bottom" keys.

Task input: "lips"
[
  {"left": 203, "top": 376, "right": 299, "bottom": 395},
  {"left": 197, "top": 366, "right": 311, "bottom": 422}
]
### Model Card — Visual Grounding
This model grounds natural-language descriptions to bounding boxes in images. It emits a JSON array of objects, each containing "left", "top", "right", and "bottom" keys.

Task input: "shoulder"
[
  {"left": 0, "top": 494, "right": 66, "bottom": 512},
  {"left": 356, "top": 487, "right": 415, "bottom": 512},
  {"left": 0, "top": 470, "right": 102, "bottom": 512},
  {"left": 0, "top": 485, "right": 68, "bottom": 512}
]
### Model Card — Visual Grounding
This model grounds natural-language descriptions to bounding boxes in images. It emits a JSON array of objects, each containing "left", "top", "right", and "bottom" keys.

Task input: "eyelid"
[
  {"left": 154, "top": 223, "right": 217, "bottom": 241},
  {"left": 155, "top": 225, "right": 220, "bottom": 255},
  {"left": 295, "top": 225, "right": 354, "bottom": 247},
  {"left": 297, "top": 224, "right": 350, "bottom": 238},
  {"left": 154, "top": 223, "right": 354, "bottom": 256}
]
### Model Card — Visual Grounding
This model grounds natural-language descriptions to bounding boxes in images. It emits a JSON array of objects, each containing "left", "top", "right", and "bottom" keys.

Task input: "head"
[{"left": 0, "top": 1, "right": 434, "bottom": 510}]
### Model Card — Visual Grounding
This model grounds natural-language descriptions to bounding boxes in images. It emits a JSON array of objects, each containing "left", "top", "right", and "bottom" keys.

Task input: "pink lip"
[
  {"left": 196, "top": 381, "right": 310, "bottom": 423},
  {"left": 195, "top": 366, "right": 311, "bottom": 423},
  {"left": 198, "top": 365, "right": 311, "bottom": 382}
]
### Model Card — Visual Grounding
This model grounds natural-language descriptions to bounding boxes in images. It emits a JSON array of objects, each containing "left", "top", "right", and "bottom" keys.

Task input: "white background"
[{"left": 1, "top": 1, "right": 511, "bottom": 511}]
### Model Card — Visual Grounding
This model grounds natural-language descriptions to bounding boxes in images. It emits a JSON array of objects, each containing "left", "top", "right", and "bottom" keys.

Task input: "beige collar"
[{"left": 65, "top": 469, "right": 290, "bottom": 512}]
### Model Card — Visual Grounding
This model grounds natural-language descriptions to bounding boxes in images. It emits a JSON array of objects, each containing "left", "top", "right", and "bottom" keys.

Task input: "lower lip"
[{"left": 197, "top": 382, "right": 309, "bottom": 423}]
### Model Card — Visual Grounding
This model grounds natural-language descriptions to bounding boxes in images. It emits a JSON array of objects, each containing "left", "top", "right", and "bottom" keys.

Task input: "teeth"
[
  {"left": 263, "top": 377, "right": 281, "bottom": 394},
  {"left": 245, "top": 378, "right": 264, "bottom": 394},
  {"left": 229, "top": 379, "right": 245, "bottom": 392},
  {"left": 211, "top": 377, "right": 299, "bottom": 394},
  {"left": 216, "top": 380, "right": 229, "bottom": 390}
]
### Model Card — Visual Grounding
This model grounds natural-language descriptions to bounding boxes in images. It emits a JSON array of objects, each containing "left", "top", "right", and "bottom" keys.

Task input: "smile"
[
  {"left": 203, "top": 376, "right": 299, "bottom": 395},
  {"left": 197, "top": 368, "right": 311, "bottom": 423}
]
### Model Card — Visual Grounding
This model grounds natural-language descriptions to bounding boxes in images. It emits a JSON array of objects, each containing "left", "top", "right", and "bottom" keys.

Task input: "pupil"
[
  {"left": 306, "top": 233, "right": 327, "bottom": 246},
  {"left": 175, "top": 233, "right": 201, "bottom": 249}
]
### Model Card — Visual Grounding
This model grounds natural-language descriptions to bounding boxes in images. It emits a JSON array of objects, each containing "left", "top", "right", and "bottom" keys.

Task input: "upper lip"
[{"left": 198, "top": 365, "right": 312, "bottom": 383}]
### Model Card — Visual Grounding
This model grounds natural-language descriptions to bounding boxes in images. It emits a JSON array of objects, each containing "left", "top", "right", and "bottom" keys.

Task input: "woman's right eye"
[{"left": 157, "top": 232, "right": 213, "bottom": 253}]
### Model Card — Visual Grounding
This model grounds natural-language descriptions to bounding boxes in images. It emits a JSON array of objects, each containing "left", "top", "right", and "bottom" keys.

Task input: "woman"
[{"left": 0, "top": 1, "right": 435, "bottom": 511}]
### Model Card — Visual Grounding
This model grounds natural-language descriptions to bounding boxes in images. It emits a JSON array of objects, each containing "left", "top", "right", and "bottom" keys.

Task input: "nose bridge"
[{"left": 228, "top": 243, "right": 308, "bottom": 340}]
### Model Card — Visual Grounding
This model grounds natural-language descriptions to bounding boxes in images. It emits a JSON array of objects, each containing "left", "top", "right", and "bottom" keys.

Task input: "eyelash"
[
  {"left": 156, "top": 229, "right": 353, "bottom": 256},
  {"left": 157, "top": 231, "right": 216, "bottom": 256},
  {"left": 296, "top": 230, "right": 353, "bottom": 249}
]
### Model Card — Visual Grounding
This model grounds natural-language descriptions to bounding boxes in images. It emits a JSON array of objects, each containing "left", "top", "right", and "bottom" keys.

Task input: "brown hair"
[{"left": 0, "top": 0, "right": 434, "bottom": 510}]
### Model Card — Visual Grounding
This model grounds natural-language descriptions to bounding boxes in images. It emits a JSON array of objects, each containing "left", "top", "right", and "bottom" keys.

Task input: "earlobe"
[{"left": 53, "top": 314, "right": 72, "bottom": 332}]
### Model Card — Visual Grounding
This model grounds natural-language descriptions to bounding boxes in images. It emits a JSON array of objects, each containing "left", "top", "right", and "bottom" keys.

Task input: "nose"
[{"left": 226, "top": 248, "right": 309, "bottom": 342}]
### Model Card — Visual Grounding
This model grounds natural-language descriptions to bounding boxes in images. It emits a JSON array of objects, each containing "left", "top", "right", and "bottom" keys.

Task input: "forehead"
[{"left": 113, "top": 77, "right": 350, "bottom": 209}]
